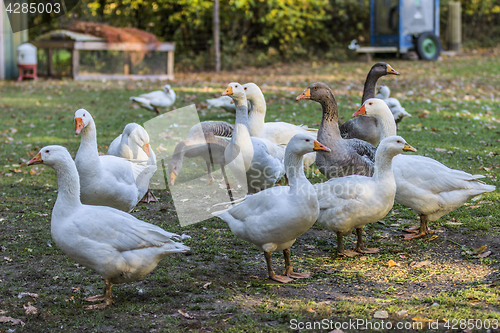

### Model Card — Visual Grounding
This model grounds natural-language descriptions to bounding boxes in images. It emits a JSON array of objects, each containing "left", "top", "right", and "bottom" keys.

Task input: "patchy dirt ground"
[{"left": 1, "top": 53, "right": 500, "bottom": 332}]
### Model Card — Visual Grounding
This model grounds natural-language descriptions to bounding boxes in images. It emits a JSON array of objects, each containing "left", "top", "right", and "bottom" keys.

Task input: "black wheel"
[{"left": 416, "top": 32, "right": 442, "bottom": 61}]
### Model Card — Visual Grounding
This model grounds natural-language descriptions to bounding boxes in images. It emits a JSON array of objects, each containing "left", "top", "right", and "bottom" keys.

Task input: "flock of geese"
[{"left": 27, "top": 62, "right": 495, "bottom": 308}]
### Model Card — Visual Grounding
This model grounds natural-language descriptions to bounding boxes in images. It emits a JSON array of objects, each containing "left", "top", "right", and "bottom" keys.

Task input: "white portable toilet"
[{"left": 17, "top": 43, "right": 38, "bottom": 81}]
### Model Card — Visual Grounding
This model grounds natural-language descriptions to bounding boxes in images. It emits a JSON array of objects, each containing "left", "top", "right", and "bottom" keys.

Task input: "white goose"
[
  {"left": 206, "top": 95, "right": 236, "bottom": 113},
  {"left": 315, "top": 136, "right": 416, "bottom": 257},
  {"left": 354, "top": 98, "right": 496, "bottom": 239},
  {"left": 74, "top": 109, "right": 157, "bottom": 212},
  {"left": 107, "top": 123, "right": 157, "bottom": 202},
  {"left": 243, "top": 82, "right": 318, "bottom": 167},
  {"left": 222, "top": 82, "right": 285, "bottom": 194},
  {"left": 28, "top": 145, "right": 189, "bottom": 309},
  {"left": 108, "top": 123, "right": 155, "bottom": 164},
  {"left": 375, "top": 85, "right": 412, "bottom": 124},
  {"left": 214, "top": 134, "right": 330, "bottom": 283},
  {"left": 130, "top": 84, "right": 176, "bottom": 114}
]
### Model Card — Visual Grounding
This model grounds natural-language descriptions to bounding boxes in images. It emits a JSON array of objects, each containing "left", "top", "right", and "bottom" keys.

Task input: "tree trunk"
[{"left": 213, "top": 0, "right": 221, "bottom": 73}]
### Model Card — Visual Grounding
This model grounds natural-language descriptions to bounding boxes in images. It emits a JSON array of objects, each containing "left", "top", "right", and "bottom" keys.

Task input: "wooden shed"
[
  {"left": 31, "top": 29, "right": 175, "bottom": 80},
  {"left": 0, "top": 0, "right": 29, "bottom": 79}
]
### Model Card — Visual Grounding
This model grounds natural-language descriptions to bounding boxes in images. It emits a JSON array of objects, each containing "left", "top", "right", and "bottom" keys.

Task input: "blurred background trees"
[{"left": 29, "top": 0, "right": 500, "bottom": 71}]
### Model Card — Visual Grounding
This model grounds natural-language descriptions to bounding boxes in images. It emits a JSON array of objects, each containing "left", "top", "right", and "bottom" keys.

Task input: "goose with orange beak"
[
  {"left": 339, "top": 62, "right": 400, "bottom": 146},
  {"left": 73, "top": 109, "right": 157, "bottom": 212},
  {"left": 352, "top": 98, "right": 496, "bottom": 241},
  {"left": 314, "top": 136, "right": 416, "bottom": 257},
  {"left": 214, "top": 134, "right": 330, "bottom": 283},
  {"left": 222, "top": 82, "right": 285, "bottom": 194},
  {"left": 28, "top": 145, "right": 189, "bottom": 309},
  {"left": 296, "top": 82, "right": 376, "bottom": 179}
]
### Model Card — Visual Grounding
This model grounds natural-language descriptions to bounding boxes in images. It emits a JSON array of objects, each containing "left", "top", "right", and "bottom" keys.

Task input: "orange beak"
[
  {"left": 27, "top": 152, "right": 43, "bottom": 166},
  {"left": 75, "top": 118, "right": 84, "bottom": 135},
  {"left": 387, "top": 64, "right": 400, "bottom": 75},
  {"left": 403, "top": 143, "right": 417, "bottom": 152},
  {"left": 352, "top": 104, "right": 366, "bottom": 117},
  {"left": 296, "top": 88, "right": 311, "bottom": 101},
  {"left": 143, "top": 143, "right": 151, "bottom": 157},
  {"left": 222, "top": 86, "right": 233, "bottom": 96},
  {"left": 313, "top": 140, "right": 331, "bottom": 152},
  {"left": 170, "top": 172, "right": 177, "bottom": 185}
]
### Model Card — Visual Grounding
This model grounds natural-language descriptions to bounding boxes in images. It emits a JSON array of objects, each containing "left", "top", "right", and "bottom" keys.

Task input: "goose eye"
[
  {"left": 397, "top": 140, "right": 401, "bottom": 143},
  {"left": 45, "top": 149, "right": 50, "bottom": 153},
  {"left": 369, "top": 102, "right": 373, "bottom": 105},
  {"left": 305, "top": 139, "right": 310, "bottom": 142},
  {"left": 244, "top": 87, "right": 247, "bottom": 90}
]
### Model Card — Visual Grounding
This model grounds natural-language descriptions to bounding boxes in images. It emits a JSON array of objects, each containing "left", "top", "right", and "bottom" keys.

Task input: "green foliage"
[{"left": 28, "top": 0, "right": 500, "bottom": 70}]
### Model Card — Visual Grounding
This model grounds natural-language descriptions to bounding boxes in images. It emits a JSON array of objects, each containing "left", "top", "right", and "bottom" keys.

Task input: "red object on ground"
[{"left": 17, "top": 64, "right": 38, "bottom": 81}]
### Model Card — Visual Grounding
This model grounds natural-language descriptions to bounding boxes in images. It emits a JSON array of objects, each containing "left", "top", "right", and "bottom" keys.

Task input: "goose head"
[
  {"left": 376, "top": 85, "right": 391, "bottom": 99},
  {"left": 287, "top": 133, "right": 331, "bottom": 156},
  {"left": 378, "top": 136, "right": 417, "bottom": 157},
  {"left": 370, "top": 62, "right": 400, "bottom": 77},
  {"left": 163, "top": 84, "right": 171, "bottom": 93},
  {"left": 296, "top": 82, "right": 333, "bottom": 104},
  {"left": 242, "top": 83, "right": 264, "bottom": 102},
  {"left": 222, "top": 82, "right": 246, "bottom": 106},
  {"left": 28, "top": 145, "right": 71, "bottom": 168},
  {"left": 124, "top": 123, "right": 151, "bottom": 157},
  {"left": 353, "top": 98, "right": 392, "bottom": 118},
  {"left": 74, "top": 109, "right": 92, "bottom": 135}
]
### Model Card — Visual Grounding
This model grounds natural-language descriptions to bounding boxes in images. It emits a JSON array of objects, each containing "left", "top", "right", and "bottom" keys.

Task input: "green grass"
[{"left": 1, "top": 54, "right": 499, "bottom": 332}]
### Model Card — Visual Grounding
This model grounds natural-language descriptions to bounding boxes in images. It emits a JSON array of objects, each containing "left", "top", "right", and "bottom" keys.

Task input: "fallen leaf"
[
  {"left": 202, "top": 282, "right": 211, "bottom": 290},
  {"left": 17, "top": 292, "right": 39, "bottom": 299},
  {"left": 178, "top": 309, "right": 194, "bottom": 319},
  {"left": 410, "top": 260, "right": 432, "bottom": 268},
  {"left": 474, "top": 245, "right": 487, "bottom": 254},
  {"left": 388, "top": 259, "right": 400, "bottom": 267},
  {"left": 374, "top": 310, "right": 388, "bottom": 319},
  {"left": 0, "top": 316, "right": 25, "bottom": 326},
  {"left": 23, "top": 302, "right": 37, "bottom": 315},
  {"left": 478, "top": 251, "right": 492, "bottom": 258},
  {"left": 412, "top": 316, "right": 432, "bottom": 323},
  {"left": 306, "top": 308, "right": 316, "bottom": 313},
  {"left": 396, "top": 310, "right": 408, "bottom": 317},
  {"left": 419, "top": 110, "right": 430, "bottom": 118},
  {"left": 304, "top": 244, "right": 315, "bottom": 250},
  {"left": 435, "top": 148, "right": 447, "bottom": 152}
]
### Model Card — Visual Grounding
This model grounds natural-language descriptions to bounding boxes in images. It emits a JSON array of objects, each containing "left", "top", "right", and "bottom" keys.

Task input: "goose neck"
[
  {"left": 373, "top": 150, "right": 397, "bottom": 181},
  {"left": 232, "top": 105, "right": 251, "bottom": 146},
  {"left": 284, "top": 151, "right": 308, "bottom": 191},
  {"left": 318, "top": 93, "right": 341, "bottom": 138},
  {"left": 376, "top": 113, "right": 397, "bottom": 141},
  {"left": 362, "top": 71, "right": 383, "bottom": 104},
  {"left": 53, "top": 158, "right": 83, "bottom": 210},
  {"left": 248, "top": 98, "right": 266, "bottom": 136},
  {"left": 79, "top": 119, "right": 99, "bottom": 156}
]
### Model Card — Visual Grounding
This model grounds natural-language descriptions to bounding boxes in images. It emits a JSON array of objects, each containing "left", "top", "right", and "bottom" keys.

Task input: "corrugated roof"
[{"left": 36, "top": 29, "right": 105, "bottom": 42}]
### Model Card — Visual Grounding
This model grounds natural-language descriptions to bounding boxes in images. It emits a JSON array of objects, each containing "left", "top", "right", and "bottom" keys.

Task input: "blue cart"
[{"left": 352, "top": 0, "right": 441, "bottom": 61}]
